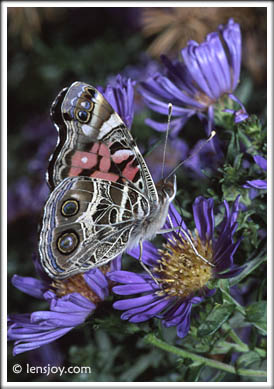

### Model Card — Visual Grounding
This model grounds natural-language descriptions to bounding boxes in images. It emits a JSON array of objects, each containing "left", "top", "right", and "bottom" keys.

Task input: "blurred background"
[{"left": 7, "top": 6, "right": 267, "bottom": 382}]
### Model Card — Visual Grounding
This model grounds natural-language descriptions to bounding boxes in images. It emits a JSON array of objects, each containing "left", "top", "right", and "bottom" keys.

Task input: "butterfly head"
[{"left": 156, "top": 174, "right": 177, "bottom": 204}]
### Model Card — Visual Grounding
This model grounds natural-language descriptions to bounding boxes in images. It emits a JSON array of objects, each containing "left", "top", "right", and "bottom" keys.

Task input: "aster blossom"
[
  {"left": 139, "top": 18, "right": 248, "bottom": 136},
  {"left": 108, "top": 197, "right": 244, "bottom": 338},
  {"left": 98, "top": 74, "right": 135, "bottom": 129},
  {"left": 8, "top": 256, "right": 121, "bottom": 355}
]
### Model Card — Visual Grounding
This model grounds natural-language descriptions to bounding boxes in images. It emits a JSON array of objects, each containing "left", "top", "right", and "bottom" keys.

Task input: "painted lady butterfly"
[{"left": 39, "top": 81, "right": 176, "bottom": 279}]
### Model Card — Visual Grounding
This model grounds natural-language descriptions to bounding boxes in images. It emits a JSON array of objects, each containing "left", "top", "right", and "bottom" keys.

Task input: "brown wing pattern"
[
  {"left": 39, "top": 176, "right": 150, "bottom": 279},
  {"left": 48, "top": 82, "right": 158, "bottom": 203}
]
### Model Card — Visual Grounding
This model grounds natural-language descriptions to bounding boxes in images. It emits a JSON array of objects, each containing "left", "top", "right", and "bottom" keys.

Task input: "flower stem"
[
  {"left": 222, "top": 323, "right": 248, "bottom": 351},
  {"left": 221, "top": 323, "right": 266, "bottom": 357},
  {"left": 219, "top": 284, "right": 246, "bottom": 315},
  {"left": 144, "top": 334, "right": 266, "bottom": 378}
]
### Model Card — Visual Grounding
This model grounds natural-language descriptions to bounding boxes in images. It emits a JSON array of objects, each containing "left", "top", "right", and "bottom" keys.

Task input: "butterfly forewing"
[{"left": 48, "top": 82, "right": 158, "bottom": 203}]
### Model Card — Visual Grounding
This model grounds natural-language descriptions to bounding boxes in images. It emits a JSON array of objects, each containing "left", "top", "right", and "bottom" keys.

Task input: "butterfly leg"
[
  {"left": 157, "top": 215, "right": 214, "bottom": 267},
  {"left": 138, "top": 240, "right": 160, "bottom": 285}
]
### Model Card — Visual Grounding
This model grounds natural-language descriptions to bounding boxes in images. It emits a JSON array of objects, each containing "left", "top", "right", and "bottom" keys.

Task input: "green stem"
[
  {"left": 222, "top": 324, "right": 266, "bottom": 357},
  {"left": 219, "top": 286, "right": 246, "bottom": 316},
  {"left": 144, "top": 334, "right": 266, "bottom": 378},
  {"left": 222, "top": 323, "right": 249, "bottom": 351}
]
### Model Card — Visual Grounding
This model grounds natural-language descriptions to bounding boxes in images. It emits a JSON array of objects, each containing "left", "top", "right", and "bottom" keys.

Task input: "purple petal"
[
  {"left": 164, "top": 203, "right": 187, "bottom": 231},
  {"left": 160, "top": 55, "right": 198, "bottom": 97},
  {"left": 244, "top": 180, "right": 267, "bottom": 190},
  {"left": 127, "top": 240, "right": 159, "bottom": 267},
  {"left": 214, "top": 240, "right": 241, "bottom": 271},
  {"left": 254, "top": 155, "right": 267, "bottom": 171},
  {"left": 121, "top": 298, "right": 171, "bottom": 322},
  {"left": 100, "top": 75, "right": 135, "bottom": 129},
  {"left": 228, "top": 94, "right": 248, "bottom": 122},
  {"left": 193, "top": 197, "right": 214, "bottom": 242},
  {"left": 113, "top": 294, "right": 157, "bottom": 310},
  {"left": 47, "top": 292, "right": 95, "bottom": 314},
  {"left": 8, "top": 313, "right": 75, "bottom": 355},
  {"left": 109, "top": 254, "right": 122, "bottom": 272},
  {"left": 221, "top": 19, "right": 242, "bottom": 91},
  {"left": 162, "top": 301, "right": 192, "bottom": 326},
  {"left": 206, "top": 32, "right": 231, "bottom": 93},
  {"left": 11, "top": 275, "right": 48, "bottom": 299},
  {"left": 12, "top": 327, "right": 73, "bottom": 356},
  {"left": 84, "top": 268, "right": 109, "bottom": 300},
  {"left": 113, "top": 283, "right": 157, "bottom": 295},
  {"left": 234, "top": 110, "right": 249, "bottom": 123},
  {"left": 108, "top": 270, "right": 149, "bottom": 285},
  {"left": 31, "top": 310, "right": 89, "bottom": 328},
  {"left": 176, "top": 311, "right": 191, "bottom": 338},
  {"left": 182, "top": 41, "right": 215, "bottom": 100}
]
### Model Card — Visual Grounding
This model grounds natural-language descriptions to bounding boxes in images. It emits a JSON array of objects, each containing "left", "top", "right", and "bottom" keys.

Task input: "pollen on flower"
[
  {"left": 154, "top": 232, "right": 213, "bottom": 299},
  {"left": 51, "top": 274, "right": 102, "bottom": 304}
]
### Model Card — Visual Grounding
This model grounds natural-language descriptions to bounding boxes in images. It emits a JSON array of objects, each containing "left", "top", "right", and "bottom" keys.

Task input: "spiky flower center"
[{"left": 154, "top": 231, "right": 213, "bottom": 299}]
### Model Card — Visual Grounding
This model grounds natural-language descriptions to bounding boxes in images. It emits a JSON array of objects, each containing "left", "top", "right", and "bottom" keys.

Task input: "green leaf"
[
  {"left": 246, "top": 301, "right": 267, "bottom": 335},
  {"left": 229, "top": 253, "right": 266, "bottom": 286},
  {"left": 186, "top": 365, "right": 204, "bottom": 381},
  {"left": 227, "top": 131, "right": 237, "bottom": 162},
  {"left": 234, "top": 152, "right": 243, "bottom": 170},
  {"left": 236, "top": 351, "right": 262, "bottom": 368},
  {"left": 197, "top": 304, "right": 234, "bottom": 337},
  {"left": 218, "top": 280, "right": 246, "bottom": 315}
]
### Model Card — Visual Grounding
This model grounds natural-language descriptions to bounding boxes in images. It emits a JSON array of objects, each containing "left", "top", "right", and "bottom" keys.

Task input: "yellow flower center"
[{"left": 154, "top": 231, "right": 213, "bottom": 299}]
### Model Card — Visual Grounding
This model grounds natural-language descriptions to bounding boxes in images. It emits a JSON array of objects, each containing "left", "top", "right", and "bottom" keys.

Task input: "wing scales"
[{"left": 39, "top": 176, "right": 149, "bottom": 279}]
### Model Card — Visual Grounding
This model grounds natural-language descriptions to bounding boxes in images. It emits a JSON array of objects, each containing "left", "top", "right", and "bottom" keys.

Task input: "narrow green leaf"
[
  {"left": 246, "top": 301, "right": 267, "bottom": 335},
  {"left": 197, "top": 304, "right": 234, "bottom": 337},
  {"left": 236, "top": 351, "right": 262, "bottom": 368},
  {"left": 229, "top": 254, "right": 266, "bottom": 286}
]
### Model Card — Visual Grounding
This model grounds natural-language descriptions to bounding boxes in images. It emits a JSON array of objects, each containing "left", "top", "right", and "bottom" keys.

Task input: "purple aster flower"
[
  {"left": 108, "top": 197, "right": 243, "bottom": 338},
  {"left": 98, "top": 74, "right": 136, "bottom": 129},
  {"left": 8, "top": 255, "right": 121, "bottom": 355},
  {"left": 243, "top": 155, "right": 267, "bottom": 190},
  {"left": 139, "top": 18, "right": 248, "bottom": 137}
]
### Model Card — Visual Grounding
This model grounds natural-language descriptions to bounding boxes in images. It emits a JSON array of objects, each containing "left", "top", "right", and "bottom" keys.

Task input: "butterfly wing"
[
  {"left": 48, "top": 81, "right": 158, "bottom": 203},
  {"left": 39, "top": 176, "right": 150, "bottom": 279}
]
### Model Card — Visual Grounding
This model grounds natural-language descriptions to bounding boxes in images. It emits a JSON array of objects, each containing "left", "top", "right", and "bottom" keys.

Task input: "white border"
[{"left": 1, "top": 1, "right": 273, "bottom": 388}]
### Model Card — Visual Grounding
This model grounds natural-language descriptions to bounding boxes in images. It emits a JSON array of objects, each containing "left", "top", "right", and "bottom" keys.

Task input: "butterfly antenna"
[
  {"left": 161, "top": 103, "right": 173, "bottom": 179},
  {"left": 165, "top": 130, "right": 216, "bottom": 180}
]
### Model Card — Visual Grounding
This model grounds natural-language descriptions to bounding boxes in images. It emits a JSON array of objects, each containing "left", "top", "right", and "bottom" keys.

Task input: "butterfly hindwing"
[{"left": 39, "top": 176, "right": 150, "bottom": 279}]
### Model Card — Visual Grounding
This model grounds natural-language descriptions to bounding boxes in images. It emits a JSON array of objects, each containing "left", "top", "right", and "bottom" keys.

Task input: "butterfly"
[{"left": 39, "top": 81, "right": 177, "bottom": 280}]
